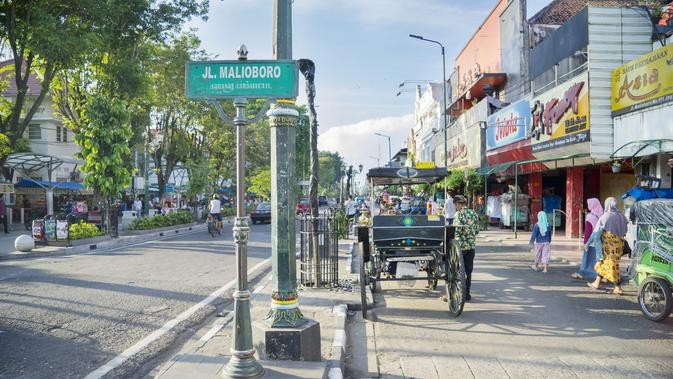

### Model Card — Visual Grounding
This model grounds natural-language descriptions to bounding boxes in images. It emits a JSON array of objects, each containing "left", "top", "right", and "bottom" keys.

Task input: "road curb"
[
  {"left": 326, "top": 304, "right": 348, "bottom": 379},
  {"left": 1, "top": 223, "right": 206, "bottom": 261}
]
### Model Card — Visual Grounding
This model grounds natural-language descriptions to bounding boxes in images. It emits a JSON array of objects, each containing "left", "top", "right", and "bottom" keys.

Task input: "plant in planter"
[{"left": 69, "top": 221, "right": 102, "bottom": 240}]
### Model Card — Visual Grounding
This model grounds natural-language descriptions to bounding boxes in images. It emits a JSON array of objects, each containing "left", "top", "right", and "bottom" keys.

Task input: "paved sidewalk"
[
  {"left": 477, "top": 227, "right": 586, "bottom": 265},
  {"left": 152, "top": 240, "right": 359, "bottom": 379},
  {"left": 0, "top": 219, "right": 235, "bottom": 260}
]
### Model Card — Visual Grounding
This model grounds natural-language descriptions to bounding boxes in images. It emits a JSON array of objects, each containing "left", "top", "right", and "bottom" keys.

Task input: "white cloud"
[{"left": 318, "top": 114, "right": 414, "bottom": 185}]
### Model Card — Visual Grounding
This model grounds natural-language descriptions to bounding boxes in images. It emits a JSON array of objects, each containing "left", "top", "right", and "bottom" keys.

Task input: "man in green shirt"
[{"left": 453, "top": 195, "right": 479, "bottom": 301}]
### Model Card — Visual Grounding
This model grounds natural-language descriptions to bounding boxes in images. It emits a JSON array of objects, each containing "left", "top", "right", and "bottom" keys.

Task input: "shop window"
[
  {"left": 56, "top": 126, "right": 61, "bottom": 142},
  {"left": 28, "top": 124, "right": 41, "bottom": 140}
]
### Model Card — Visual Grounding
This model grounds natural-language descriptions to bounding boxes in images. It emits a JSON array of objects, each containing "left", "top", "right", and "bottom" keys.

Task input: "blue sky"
[{"left": 188, "top": 0, "right": 550, "bottom": 185}]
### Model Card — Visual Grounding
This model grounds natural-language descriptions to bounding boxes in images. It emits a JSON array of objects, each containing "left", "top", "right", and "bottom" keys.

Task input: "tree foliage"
[
  {"left": 75, "top": 96, "right": 132, "bottom": 198},
  {"left": 145, "top": 31, "right": 208, "bottom": 200},
  {"left": 248, "top": 168, "right": 271, "bottom": 200}
]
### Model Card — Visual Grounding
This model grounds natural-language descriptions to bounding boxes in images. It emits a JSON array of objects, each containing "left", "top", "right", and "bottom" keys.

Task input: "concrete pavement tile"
[
  {"left": 556, "top": 354, "right": 611, "bottom": 378},
  {"left": 155, "top": 354, "right": 227, "bottom": 378},
  {"left": 495, "top": 355, "right": 545, "bottom": 379},
  {"left": 624, "top": 355, "right": 673, "bottom": 379},
  {"left": 534, "top": 356, "right": 579, "bottom": 378},
  {"left": 400, "top": 356, "right": 439, "bottom": 379},
  {"left": 431, "top": 355, "right": 474, "bottom": 378},
  {"left": 592, "top": 354, "right": 653, "bottom": 378},
  {"left": 462, "top": 356, "right": 509, "bottom": 379}
]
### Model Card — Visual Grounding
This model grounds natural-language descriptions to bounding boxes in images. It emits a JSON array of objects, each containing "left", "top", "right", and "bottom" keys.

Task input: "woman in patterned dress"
[{"left": 587, "top": 197, "right": 628, "bottom": 295}]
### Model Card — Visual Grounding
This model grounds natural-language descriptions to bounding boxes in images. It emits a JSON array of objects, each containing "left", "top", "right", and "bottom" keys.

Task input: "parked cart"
[
  {"left": 358, "top": 167, "right": 467, "bottom": 319},
  {"left": 630, "top": 198, "right": 673, "bottom": 321}
]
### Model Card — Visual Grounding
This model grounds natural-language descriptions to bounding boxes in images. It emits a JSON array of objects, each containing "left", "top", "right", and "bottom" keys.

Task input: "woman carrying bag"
[{"left": 587, "top": 197, "right": 628, "bottom": 295}]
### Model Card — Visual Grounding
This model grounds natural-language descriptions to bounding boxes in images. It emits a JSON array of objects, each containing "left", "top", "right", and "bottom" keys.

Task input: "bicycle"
[{"left": 207, "top": 213, "right": 222, "bottom": 237}]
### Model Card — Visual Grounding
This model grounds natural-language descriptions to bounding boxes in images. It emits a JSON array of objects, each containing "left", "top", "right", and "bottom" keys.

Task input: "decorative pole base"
[
  {"left": 221, "top": 349, "right": 264, "bottom": 378},
  {"left": 265, "top": 289, "right": 307, "bottom": 327}
]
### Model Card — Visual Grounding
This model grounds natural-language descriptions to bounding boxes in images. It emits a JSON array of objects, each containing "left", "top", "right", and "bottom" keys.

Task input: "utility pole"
[{"left": 254, "top": 0, "right": 320, "bottom": 363}]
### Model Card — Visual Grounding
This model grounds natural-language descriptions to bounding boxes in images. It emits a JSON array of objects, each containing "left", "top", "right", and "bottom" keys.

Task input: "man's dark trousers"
[{"left": 462, "top": 249, "right": 475, "bottom": 297}]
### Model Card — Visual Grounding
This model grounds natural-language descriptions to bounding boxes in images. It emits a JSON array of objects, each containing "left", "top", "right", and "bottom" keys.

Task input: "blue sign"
[{"left": 486, "top": 99, "right": 531, "bottom": 150}]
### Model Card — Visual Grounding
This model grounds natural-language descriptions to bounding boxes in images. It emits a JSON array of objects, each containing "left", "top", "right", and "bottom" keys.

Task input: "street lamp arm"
[{"left": 409, "top": 34, "right": 444, "bottom": 50}]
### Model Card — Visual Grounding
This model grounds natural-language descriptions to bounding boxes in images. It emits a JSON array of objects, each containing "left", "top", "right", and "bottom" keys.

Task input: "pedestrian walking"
[
  {"left": 572, "top": 198, "right": 603, "bottom": 280},
  {"left": 444, "top": 190, "right": 455, "bottom": 225},
  {"left": 587, "top": 197, "right": 628, "bottom": 295},
  {"left": 451, "top": 194, "right": 479, "bottom": 301},
  {"left": 0, "top": 194, "right": 7, "bottom": 234},
  {"left": 134, "top": 196, "right": 143, "bottom": 219},
  {"left": 529, "top": 211, "right": 552, "bottom": 273}
]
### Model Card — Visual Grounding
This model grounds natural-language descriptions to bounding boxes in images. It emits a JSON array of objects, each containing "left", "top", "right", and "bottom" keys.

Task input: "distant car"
[
  {"left": 296, "top": 199, "right": 310, "bottom": 215},
  {"left": 250, "top": 202, "right": 271, "bottom": 224},
  {"left": 318, "top": 195, "right": 328, "bottom": 207}
]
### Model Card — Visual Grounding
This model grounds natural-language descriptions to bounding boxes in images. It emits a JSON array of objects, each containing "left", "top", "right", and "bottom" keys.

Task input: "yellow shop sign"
[
  {"left": 612, "top": 44, "right": 673, "bottom": 116},
  {"left": 415, "top": 161, "right": 436, "bottom": 169}
]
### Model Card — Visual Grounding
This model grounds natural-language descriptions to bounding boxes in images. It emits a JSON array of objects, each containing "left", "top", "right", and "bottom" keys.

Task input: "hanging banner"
[
  {"left": 611, "top": 44, "right": 673, "bottom": 116},
  {"left": 530, "top": 72, "right": 590, "bottom": 153},
  {"left": 486, "top": 99, "right": 531, "bottom": 150}
]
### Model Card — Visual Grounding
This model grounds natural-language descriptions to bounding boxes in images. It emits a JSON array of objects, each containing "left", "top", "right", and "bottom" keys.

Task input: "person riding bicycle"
[
  {"left": 208, "top": 194, "right": 222, "bottom": 230},
  {"left": 345, "top": 196, "right": 357, "bottom": 224}
]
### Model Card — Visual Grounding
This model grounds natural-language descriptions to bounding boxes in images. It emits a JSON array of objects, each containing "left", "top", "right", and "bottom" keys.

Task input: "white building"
[{"left": 410, "top": 83, "right": 444, "bottom": 165}]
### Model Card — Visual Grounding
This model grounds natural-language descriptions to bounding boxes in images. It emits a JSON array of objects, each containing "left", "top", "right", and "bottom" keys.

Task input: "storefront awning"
[
  {"left": 479, "top": 153, "right": 593, "bottom": 176},
  {"left": 15, "top": 179, "right": 86, "bottom": 191},
  {"left": 610, "top": 139, "right": 673, "bottom": 160},
  {"left": 4, "top": 153, "right": 83, "bottom": 172}
]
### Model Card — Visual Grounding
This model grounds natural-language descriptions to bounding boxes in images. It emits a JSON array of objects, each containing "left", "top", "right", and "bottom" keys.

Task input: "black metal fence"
[{"left": 299, "top": 211, "right": 341, "bottom": 287}]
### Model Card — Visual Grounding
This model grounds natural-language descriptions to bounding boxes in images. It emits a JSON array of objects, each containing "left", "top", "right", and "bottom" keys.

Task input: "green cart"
[{"left": 631, "top": 199, "right": 673, "bottom": 322}]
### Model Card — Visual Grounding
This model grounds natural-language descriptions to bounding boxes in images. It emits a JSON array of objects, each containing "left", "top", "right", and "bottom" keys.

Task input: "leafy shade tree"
[
  {"left": 317, "top": 151, "right": 344, "bottom": 197},
  {"left": 76, "top": 96, "right": 132, "bottom": 226},
  {"left": 0, "top": 1, "right": 98, "bottom": 178},
  {"left": 0, "top": 133, "right": 12, "bottom": 159},
  {"left": 248, "top": 169, "right": 272, "bottom": 200},
  {"left": 146, "top": 32, "right": 208, "bottom": 201}
]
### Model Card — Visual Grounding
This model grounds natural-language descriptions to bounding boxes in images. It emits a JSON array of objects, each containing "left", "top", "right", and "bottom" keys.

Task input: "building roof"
[
  {"left": 0, "top": 59, "right": 44, "bottom": 97},
  {"left": 528, "top": 0, "right": 644, "bottom": 25}
]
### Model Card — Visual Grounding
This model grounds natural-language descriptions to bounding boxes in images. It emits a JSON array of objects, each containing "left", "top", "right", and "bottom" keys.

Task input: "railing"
[{"left": 299, "top": 211, "right": 341, "bottom": 288}]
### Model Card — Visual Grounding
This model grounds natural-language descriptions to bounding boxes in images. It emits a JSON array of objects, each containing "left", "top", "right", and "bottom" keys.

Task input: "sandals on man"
[{"left": 571, "top": 273, "right": 582, "bottom": 280}]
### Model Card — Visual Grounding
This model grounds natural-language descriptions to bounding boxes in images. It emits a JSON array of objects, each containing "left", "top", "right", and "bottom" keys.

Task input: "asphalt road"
[
  {"left": 352, "top": 240, "right": 673, "bottom": 378},
  {"left": 0, "top": 221, "right": 273, "bottom": 379}
]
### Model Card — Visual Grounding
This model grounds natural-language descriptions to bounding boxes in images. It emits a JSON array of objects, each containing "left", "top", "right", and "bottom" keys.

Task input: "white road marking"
[
  {"left": 198, "top": 314, "right": 232, "bottom": 343},
  {"left": 198, "top": 273, "right": 273, "bottom": 343},
  {"left": 84, "top": 257, "right": 271, "bottom": 379}
]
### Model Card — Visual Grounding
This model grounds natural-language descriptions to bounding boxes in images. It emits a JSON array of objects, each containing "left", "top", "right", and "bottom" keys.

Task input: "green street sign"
[{"left": 185, "top": 60, "right": 298, "bottom": 99}]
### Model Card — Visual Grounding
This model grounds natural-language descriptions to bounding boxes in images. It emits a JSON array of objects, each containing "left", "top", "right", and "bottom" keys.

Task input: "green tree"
[
  {"left": 0, "top": 1, "right": 97, "bottom": 177},
  {"left": 248, "top": 168, "right": 271, "bottom": 200},
  {"left": 145, "top": 32, "right": 208, "bottom": 200},
  {"left": 317, "top": 151, "right": 344, "bottom": 197},
  {"left": 75, "top": 96, "right": 132, "bottom": 225}
]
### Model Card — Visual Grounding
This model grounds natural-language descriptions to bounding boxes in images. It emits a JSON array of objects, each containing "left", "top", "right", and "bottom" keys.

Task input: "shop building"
[
  {"left": 482, "top": 4, "right": 652, "bottom": 238},
  {"left": 611, "top": 41, "right": 673, "bottom": 193},
  {"left": 410, "top": 83, "right": 444, "bottom": 166}
]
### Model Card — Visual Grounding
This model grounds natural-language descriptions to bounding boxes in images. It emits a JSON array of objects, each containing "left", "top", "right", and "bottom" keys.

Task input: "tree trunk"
[{"left": 299, "top": 59, "right": 322, "bottom": 287}]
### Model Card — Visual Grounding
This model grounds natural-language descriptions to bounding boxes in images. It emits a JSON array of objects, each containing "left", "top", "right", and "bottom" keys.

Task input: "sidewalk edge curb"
[{"left": 326, "top": 303, "right": 348, "bottom": 379}]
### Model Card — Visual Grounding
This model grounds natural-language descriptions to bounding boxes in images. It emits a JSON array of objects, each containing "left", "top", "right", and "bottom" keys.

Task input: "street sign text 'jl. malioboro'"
[{"left": 185, "top": 60, "right": 298, "bottom": 99}]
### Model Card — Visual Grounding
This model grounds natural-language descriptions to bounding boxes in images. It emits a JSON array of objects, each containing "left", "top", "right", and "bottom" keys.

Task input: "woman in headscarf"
[
  {"left": 572, "top": 198, "right": 603, "bottom": 280},
  {"left": 529, "top": 211, "right": 553, "bottom": 273},
  {"left": 588, "top": 197, "right": 628, "bottom": 295}
]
